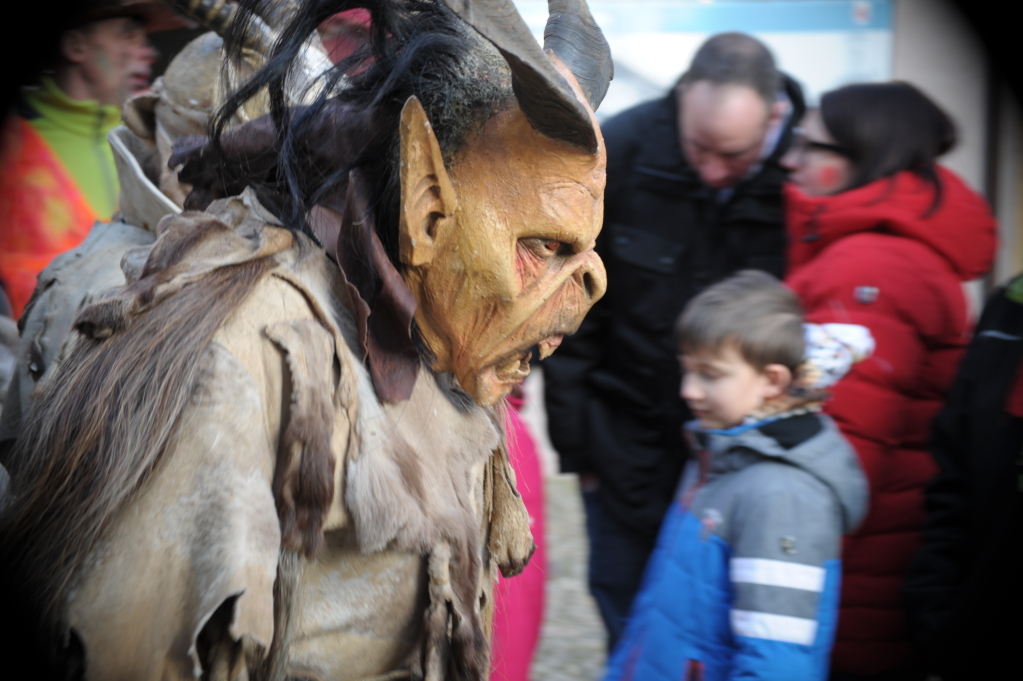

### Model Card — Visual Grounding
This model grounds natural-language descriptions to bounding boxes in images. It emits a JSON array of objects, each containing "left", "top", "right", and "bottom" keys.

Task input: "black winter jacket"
[
  {"left": 904, "top": 278, "right": 1023, "bottom": 680},
  {"left": 543, "top": 78, "right": 805, "bottom": 535}
]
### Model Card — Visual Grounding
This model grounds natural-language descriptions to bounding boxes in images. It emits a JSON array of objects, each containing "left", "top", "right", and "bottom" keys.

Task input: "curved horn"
[
  {"left": 544, "top": 0, "right": 613, "bottom": 110},
  {"left": 164, "top": 0, "right": 277, "bottom": 54},
  {"left": 251, "top": 0, "right": 302, "bottom": 30},
  {"left": 442, "top": 0, "right": 610, "bottom": 154}
]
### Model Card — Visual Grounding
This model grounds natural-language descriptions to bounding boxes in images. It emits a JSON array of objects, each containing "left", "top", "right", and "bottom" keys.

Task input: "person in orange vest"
[{"left": 0, "top": 1, "right": 176, "bottom": 318}]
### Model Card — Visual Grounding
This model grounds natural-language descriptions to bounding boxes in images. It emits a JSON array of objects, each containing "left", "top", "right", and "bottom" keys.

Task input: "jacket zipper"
[{"left": 681, "top": 446, "right": 711, "bottom": 510}]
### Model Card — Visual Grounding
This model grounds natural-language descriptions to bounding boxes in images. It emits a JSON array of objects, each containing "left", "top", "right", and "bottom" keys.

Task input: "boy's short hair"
[{"left": 676, "top": 270, "right": 804, "bottom": 371}]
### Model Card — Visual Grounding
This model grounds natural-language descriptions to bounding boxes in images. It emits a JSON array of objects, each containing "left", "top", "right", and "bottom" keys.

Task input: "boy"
[{"left": 603, "top": 271, "right": 870, "bottom": 681}]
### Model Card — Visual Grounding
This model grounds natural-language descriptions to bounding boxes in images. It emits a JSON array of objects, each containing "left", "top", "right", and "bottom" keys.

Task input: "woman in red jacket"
[{"left": 781, "top": 82, "right": 997, "bottom": 680}]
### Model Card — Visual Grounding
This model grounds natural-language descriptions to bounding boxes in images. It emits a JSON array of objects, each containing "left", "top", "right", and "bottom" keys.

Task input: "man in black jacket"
[
  {"left": 543, "top": 33, "right": 804, "bottom": 648},
  {"left": 904, "top": 276, "right": 1023, "bottom": 681}
]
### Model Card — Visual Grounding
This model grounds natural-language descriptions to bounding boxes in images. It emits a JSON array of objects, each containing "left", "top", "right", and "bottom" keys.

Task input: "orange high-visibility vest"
[{"left": 0, "top": 116, "right": 98, "bottom": 318}]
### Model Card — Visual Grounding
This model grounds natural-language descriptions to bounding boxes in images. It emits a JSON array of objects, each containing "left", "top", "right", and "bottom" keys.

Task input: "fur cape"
[{"left": 0, "top": 189, "right": 534, "bottom": 681}]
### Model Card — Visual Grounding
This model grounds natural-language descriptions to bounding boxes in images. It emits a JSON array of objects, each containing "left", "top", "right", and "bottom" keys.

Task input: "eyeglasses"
[{"left": 789, "top": 127, "right": 852, "bottom": 158}]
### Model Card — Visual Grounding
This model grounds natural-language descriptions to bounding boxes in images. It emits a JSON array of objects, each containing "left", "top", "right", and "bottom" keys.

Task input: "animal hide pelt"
[
  {"left": 0, "top": 189, "right": 534, "bottom": 680},
  {"left": 265, "top": 321, "right": 337, "bottom": 558}
]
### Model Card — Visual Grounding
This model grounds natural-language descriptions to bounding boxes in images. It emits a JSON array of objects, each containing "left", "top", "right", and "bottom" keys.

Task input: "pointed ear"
[{"left": 399, "top": 96, "right": 457, "bottom": 267}]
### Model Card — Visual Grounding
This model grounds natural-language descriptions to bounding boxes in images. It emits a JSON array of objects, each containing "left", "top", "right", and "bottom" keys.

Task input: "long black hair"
[
  {"left": 820, "top": 81, "right": 956, "bottom": 209},
  {"left": 206, "top": 0, "right": 513, "bottom": 263}
]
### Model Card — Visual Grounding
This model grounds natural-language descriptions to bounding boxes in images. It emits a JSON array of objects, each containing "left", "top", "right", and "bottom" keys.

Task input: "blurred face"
[
  {"left": 126, "top": 34, "right": 157, "bottom": 96},
  {"left": 680, "top": 345, "right": 786, "bottom": 430},
  {"left": 782, "top": 109, "right": 853, "bottom": 197},
  {"left": 679, "top": 81, "right": 778, "bottom": 189},
  {"left": 64, "top": 18, "right": 151, "bottom": 106}
]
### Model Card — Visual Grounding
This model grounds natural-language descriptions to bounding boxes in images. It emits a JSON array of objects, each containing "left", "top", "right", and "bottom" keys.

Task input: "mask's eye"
[{"left": 520, "top": 237, "right": 570, "bottom": 258}]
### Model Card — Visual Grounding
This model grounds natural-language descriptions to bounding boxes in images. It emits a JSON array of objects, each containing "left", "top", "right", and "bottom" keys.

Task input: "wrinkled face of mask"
[{"left": 399, "top": 92, "right": 607, "bottom": 407}]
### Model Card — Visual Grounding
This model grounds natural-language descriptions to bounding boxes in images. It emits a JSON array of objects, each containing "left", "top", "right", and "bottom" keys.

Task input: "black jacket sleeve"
[
  {"left": 542, "top": 287, "right": 609, "bottom": 473},
  {"left": 903, "top": 365, "right": 972, "bottom": 664},
  {"left": 541, "top": 111, "right": 640, "bottom": 474},
  {"left": 904, "top": 284, "right": 1023, "bottom": 672}
]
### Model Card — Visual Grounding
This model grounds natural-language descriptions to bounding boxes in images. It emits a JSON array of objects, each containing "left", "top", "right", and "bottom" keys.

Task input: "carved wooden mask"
[{"left": 398, "top": 58, "right": 607, "bottom": 406}]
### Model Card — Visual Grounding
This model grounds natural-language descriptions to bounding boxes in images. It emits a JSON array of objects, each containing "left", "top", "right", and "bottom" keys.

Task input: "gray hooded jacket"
[
  {"left": 686, "top": 412, "right": 869, "bottom": 644},
  {"left": 606, "top": 413, "right": 869, "bottom": 681},
  {"left": 605, "top": 413, "right": 869, "bottom": 681}
]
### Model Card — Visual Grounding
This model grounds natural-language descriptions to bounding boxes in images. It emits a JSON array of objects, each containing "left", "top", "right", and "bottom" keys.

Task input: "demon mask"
[{"left": 175, "top": 0, "right": 613, "bottom": 407}]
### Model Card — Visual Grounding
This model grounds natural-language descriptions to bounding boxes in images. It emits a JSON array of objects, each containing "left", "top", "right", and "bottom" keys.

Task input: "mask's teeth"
[
  {"left": 537, "top": 335, "right": 565, "bottom": 360},
  {"left": 495, "top": 351, "right": 533, "bottom": 382}
]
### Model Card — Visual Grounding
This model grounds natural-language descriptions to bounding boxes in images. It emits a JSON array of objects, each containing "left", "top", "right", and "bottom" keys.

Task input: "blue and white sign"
[{"left": 517, "top": 0, "right": 894, "bottom": 118}]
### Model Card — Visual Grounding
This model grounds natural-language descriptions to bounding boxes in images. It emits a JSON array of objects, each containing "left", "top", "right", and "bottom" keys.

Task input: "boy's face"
[{"left": 680, "top": 344, "right": 786, "bottom": 430}]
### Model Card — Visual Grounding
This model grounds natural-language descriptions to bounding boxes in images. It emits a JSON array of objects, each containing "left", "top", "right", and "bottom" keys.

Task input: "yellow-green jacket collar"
[{"left": 24, "top": 77, "right": 122, "bottom": 137}]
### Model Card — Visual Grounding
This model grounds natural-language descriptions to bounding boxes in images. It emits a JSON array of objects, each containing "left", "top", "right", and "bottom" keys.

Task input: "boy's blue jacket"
[{"left": 604, "top": 413, "right": 868, "bottom": 681}]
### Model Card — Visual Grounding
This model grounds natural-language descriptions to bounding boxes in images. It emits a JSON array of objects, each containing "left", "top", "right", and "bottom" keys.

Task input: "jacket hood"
[
  {"left": 785, "top": 166, "right": 996, "bottom": 281},
  {"left": 701, "top": 415, "right": 868, "bottom": 532}
]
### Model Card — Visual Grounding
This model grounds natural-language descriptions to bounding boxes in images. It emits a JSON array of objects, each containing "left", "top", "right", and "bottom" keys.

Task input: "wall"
[
  {"left": 892, "top": 0, "right": 987, "bottom": 192},
  {"left": 994, "top": 91, "right": 1023, "bottom": 285},
  {"left": 891, "top": 0, "right": 1019, "bottom": 306}
]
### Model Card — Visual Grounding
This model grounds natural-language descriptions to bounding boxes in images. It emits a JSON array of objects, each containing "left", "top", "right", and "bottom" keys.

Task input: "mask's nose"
[{"left": 572, "top": 251, "right": 607, "bottom": 303}]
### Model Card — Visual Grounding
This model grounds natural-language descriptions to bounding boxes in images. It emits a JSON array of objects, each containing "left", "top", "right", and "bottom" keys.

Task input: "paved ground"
[{"left": 529, "top": 474, "right": 607, "bottom": 681}]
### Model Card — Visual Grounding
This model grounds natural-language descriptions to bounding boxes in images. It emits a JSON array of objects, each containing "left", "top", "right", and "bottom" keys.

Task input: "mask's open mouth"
[
  {"left": 489, "top": 334, "right": 564, "bottom": 385},
  {"left": 494, "top": 350, "right": 532, "bottom": 383}
]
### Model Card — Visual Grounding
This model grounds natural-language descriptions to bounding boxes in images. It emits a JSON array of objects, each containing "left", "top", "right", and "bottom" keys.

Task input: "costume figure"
[{"left": 0, "top": 2, "right": 612, "bottom": 680}]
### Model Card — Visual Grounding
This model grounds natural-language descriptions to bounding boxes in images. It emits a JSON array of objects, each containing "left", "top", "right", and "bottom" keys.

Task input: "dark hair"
[
  {"left": 820, "top": 81, "right": 956, "bottom": 208},
  {"left": 678, "top": 32, "right": 779, "bottom": 105},
  {"left": 676, "top": 270, "right": 804, "bottom": 372},
  {"left": 210, "top": 0, "right": 513, "bottom": 264}
]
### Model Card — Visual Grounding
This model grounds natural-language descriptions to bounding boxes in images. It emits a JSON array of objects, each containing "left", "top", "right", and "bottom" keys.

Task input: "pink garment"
[
  {"left": 490, "top": 395, "right": 546, "bottom": 681},
  {"left": 319, "top": 9, "right": 371, "bottom": 63}
]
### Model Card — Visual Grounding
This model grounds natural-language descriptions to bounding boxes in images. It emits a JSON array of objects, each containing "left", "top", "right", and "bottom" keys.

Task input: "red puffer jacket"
[{"left": 784, "top": 167, "right": 996, "bottom": 675}]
